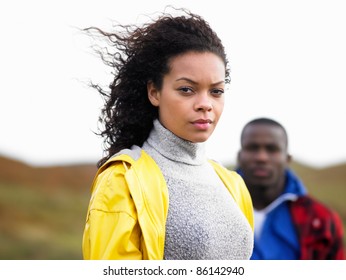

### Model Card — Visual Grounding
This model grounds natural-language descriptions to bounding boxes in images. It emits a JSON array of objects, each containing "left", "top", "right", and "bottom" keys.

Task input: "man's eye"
[
  {"left": 245, "top": 145, "right": 259, "bottom": 152},
  {"left": 266, "top": 145, "right": 280, "bottom": 153}
]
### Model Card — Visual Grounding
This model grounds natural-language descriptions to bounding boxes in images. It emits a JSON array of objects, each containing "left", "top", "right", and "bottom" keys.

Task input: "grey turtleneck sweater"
[{"left": 142, "top": 120, "right": 253, "bottom": 260}]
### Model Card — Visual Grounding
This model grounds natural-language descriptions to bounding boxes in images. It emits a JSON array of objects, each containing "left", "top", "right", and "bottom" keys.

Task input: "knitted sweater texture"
[{"left": 142, "top": 120, "right": 253, "bottom": 259}]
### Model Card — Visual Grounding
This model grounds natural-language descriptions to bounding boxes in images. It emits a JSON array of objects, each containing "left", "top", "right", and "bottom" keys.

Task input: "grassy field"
[
  {"left": 0, "top": 182, "right": 90, "bottom": 259},
  {"left": 0, "top": 156, "right": 345, "bottom": 259}
]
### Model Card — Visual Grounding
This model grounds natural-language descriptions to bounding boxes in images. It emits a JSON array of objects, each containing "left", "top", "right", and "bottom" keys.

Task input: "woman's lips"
[{"left": 192, "top": 119, "right": 212, "bottom": 130}]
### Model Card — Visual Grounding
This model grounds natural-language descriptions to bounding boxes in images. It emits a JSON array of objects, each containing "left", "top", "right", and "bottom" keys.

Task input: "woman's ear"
[{"left": 147, "top": 81, "right": 160, "bottom": 107}]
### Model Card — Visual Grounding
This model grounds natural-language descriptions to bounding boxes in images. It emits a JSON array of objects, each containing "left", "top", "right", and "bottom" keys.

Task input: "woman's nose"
[{"left": 195, "top": 93, "right": 213, "bottom": 111}]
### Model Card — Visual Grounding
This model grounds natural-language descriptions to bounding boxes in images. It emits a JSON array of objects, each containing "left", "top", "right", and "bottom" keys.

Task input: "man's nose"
[{"left": 255, "top": 148, "right": 270, "bottom": 161}]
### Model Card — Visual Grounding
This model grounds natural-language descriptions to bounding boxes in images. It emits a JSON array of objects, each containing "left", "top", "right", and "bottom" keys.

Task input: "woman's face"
[{"left": 147, "top": 51, "right": 226, "bottom": 143}]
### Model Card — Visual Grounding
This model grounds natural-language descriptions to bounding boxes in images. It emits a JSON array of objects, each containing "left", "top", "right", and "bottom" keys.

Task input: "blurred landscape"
[{"left": 0, "top": 154, "right": 345, "bottom": 259}]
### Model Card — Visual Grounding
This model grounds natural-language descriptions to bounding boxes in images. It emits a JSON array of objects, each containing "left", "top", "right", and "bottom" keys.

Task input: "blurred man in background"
[{"left": 236, "top": 117, "right": 344, "bottom": 259}]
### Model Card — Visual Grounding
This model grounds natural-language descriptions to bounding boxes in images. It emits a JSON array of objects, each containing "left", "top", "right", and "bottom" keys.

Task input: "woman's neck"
[{"left": 144, "top": 119, "right": 207, "bottom": 166}]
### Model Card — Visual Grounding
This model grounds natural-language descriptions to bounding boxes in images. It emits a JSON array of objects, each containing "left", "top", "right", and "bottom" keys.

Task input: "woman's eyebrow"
[{"left": 176, "top": 77, "right": 225, "bottom": 86}]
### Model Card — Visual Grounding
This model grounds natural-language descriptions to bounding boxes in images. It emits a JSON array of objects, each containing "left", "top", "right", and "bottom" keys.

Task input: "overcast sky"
[{"left": 1, "top": 0, "right": 345, "bottom": 168}]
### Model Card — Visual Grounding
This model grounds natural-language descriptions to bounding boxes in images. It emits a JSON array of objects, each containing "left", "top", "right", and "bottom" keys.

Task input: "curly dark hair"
[{"left": 85, "top": 8, "right": 230, "bottom": 167}]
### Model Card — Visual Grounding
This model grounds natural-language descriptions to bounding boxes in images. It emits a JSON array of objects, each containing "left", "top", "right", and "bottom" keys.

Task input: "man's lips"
[{"left": 252, "top": 168, "right": 270, "bottom": 177}]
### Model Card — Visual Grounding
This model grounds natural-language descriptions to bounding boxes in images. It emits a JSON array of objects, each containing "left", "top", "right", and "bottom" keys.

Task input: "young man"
[{"left": 237, "top": 117, "right": 344, "bottom": 259}]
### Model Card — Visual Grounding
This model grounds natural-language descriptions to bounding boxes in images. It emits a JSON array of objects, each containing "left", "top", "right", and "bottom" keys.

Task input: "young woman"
[{"left": 82, "top": 8, "right": 254, "bottom": 260}]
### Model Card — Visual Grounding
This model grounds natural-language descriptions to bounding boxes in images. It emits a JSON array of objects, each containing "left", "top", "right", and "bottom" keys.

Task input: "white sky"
[{"left": 1, "top": 0, "right": 345, "bottom": 168}]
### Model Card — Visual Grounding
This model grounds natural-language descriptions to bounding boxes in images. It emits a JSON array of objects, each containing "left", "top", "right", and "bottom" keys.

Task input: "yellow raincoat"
[{"left": 82, "top": 148, "right": 253, "bottom": 259}]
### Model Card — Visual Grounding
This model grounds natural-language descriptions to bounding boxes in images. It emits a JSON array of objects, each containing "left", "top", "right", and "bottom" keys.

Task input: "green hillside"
[
  {"left": 0, "top": 155, "right": 345, "bottom": 259},
  {"left": 0, "top": 156, "right": 95, "bottom": 259}
]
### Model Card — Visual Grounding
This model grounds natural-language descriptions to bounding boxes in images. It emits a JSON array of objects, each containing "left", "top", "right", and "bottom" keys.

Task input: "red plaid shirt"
[{"left": 290, "top": 196, "right": 345, "bottom": 259}]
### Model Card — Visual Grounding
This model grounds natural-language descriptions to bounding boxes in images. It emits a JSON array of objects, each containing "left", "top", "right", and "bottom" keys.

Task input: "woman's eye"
[
  {"left": 211, "top": 88, "right": 224, "bottom": 96},
  {"left": 179, "top": 87, "right": 193, "bottom": 94}
]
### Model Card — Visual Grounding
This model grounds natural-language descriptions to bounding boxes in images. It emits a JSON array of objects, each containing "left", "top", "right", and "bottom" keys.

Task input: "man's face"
[{"left": 238, "top": 123, "right": 290, "bottom": 191}]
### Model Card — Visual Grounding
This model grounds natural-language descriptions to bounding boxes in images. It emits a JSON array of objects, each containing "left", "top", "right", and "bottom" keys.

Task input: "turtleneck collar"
[{"left": 145, "top": 119, "right": 207, "bottom": 165}]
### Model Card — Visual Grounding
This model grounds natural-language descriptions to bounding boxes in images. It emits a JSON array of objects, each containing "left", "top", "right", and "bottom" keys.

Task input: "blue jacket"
[
  {"left": 238, "top": 169, "right": 306, "bottom": 259},
  {"left": 238, "top": 169, "right": 344, "bottom": 259}
]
